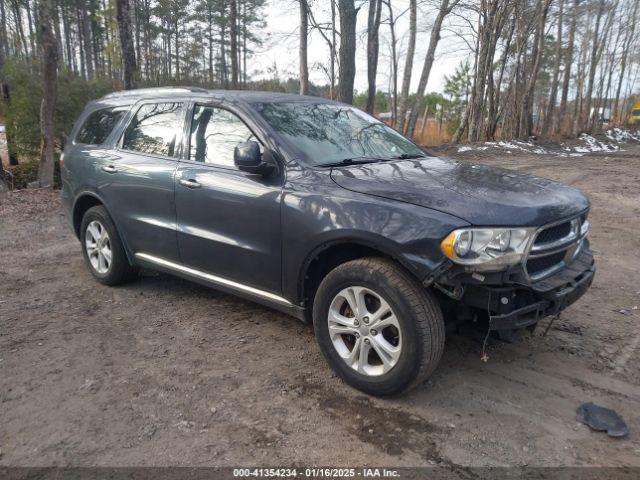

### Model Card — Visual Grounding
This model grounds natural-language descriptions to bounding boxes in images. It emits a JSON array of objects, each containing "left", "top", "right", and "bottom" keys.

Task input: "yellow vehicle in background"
[{"left": 629, "top": 101, "right": 640, "bottom": 126}]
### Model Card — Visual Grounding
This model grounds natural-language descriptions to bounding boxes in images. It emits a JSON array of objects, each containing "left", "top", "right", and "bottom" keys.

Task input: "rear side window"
[
  {"left": 76, "top": 107, "right": 128, "bottom": 145},
  {"left": 121, "top": 103, "right": 184, "bottom": 156}
]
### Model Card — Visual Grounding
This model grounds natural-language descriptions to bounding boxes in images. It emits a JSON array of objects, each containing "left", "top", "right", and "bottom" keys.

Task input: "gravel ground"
[{"left": 1, "top": 145, "right": 640, "bottom": 469}]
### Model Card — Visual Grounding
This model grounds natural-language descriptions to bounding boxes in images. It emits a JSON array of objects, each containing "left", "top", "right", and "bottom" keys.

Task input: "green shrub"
[
  {"left": 6, "top": 159, "right": 39, "bottom": 189},
  {"left": 6, "top": 157, "right": 61, "bottom": 190}
]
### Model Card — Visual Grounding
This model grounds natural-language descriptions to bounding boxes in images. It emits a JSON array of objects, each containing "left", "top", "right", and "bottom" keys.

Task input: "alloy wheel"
[
  {"left": 328, "top": 286, "right": 402, "bottom": 376},
  {"left": 85, "top": 220, "right": 112, "bottom": 274}
]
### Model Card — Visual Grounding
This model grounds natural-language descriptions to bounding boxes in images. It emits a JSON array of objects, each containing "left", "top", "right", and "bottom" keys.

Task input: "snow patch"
[
  {"left": 454, "top": 128, "right": 638, "bottom": 157},
  {"left": 605, "top": 128, "right": 640, "bottom": 142},
  {"left": 457, "top": 145, "right": 488, "bottom": 152},
  {"left": 574, "top": 134, "right": 619, "bottom": 153}
]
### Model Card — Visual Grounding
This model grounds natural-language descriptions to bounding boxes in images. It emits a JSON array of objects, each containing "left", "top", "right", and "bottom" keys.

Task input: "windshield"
[{"left": 253, "top": 102, "right": 426, "bottom": 166}]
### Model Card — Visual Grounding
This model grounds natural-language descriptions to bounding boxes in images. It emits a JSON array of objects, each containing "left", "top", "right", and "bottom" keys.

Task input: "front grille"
[
  {"left": 526, "top": 251, "right": 566, "bottom": 275},
  {"left": 534, "top": 221, "right": 571, "bottom": 245},
  {"left": 526, "top": 213, "right": 588, "bottom": 280}
]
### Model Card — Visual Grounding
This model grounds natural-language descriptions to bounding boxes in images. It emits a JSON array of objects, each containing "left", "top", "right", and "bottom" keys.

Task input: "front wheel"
[{"left": 312, "top": 258, "right": 445, "bottom": 396}]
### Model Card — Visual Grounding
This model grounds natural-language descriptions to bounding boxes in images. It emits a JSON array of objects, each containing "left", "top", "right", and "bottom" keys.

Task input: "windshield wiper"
[
  {"left": 389, "top": 153, "right": 426, "bottom": 160},
  {"left": 319, "top": 156, "right": 388, "bottom": 168}
]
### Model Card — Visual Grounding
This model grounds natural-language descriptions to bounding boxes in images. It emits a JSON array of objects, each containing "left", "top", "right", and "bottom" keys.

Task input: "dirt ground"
[{"left": 1, "top": 145, "right": 640, "bottom": 470}]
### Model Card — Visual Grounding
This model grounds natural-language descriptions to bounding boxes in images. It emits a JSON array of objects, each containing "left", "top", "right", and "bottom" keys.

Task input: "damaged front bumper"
[{"left": 431, "top": 242, "right": 595, "bottom": 331}]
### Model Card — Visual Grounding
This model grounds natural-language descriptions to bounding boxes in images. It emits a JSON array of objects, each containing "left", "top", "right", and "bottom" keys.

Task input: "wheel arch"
[
  {"left": 72, "top": 192, "right": 106, "bottom": 238},
  {"left": 298, "top": 235, "right": 423, "bottom": 320},
  {"left": 72, "top": 192, "right": 135, "bottom": 264}
]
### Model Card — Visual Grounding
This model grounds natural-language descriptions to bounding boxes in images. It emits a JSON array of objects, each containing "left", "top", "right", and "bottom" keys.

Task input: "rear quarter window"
[{"left": 75, "top": 106, "right": 129, "bottom": 145}]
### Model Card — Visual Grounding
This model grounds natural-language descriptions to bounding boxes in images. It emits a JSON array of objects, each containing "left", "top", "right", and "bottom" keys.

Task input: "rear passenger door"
[
  {"left": 99, "top": 101, "right": 185, "bottom": 261},
  {"left": 174, "top": 103, "right": 283, "bottom": 294}
]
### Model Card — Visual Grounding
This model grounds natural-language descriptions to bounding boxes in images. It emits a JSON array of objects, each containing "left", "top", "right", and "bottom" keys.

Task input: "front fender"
[{"left": 281, "top": 169, "right": 469, "bottom": 303}]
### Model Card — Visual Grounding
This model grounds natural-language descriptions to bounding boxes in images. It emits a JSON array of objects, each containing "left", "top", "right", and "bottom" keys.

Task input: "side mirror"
[{"left": 234, "top": 141, "right": 277, "bottom": 176}]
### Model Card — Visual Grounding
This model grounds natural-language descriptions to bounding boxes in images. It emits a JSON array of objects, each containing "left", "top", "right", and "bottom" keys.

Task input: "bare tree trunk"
[
  {"left": 230, "top": 0, "right": 238, "bottom": 87},
  {"left": 384, "top": 0, "right": 398, "bottom": 125},
  {"left": 559, "top": 0, "right": 578, "bottom": 132},
  {"left": 220, "top": 0, "right": 228, "bottom": 87},
  {"left": 365, "top": 0, "right": 382, "bottom": 113},
  {"left": 0, "top": 4, "right": 10, "bottom": 180},
  {"left": 453, "top": 4, "right": 482, "bottom": 144},
  {"left": 590, "top": 2, "right": 616, "bottom": 131},
  {"left": 406, "top": 0, "right": 456, "bottom": 138},
  {"left": 486, "top": 14, "right": 515, "bottom": 140},
  {"left": 79, "top": 1, "right": 94, "bottom": 79},
  {"left": 174, "top": 21, "right": 180, "bottom": 81},
  {"left": 241, "top": 0, "right": 247, "bottom": 86},
  {"left": 468, "top": 0, "right": 508, "bottom": 142},
  {"left": 133, "top": 0, "right": 140, "bottom": 71},
  {"left": 116, "top": 0, "right": 137, "bottom": 89},
  {"left": 76, "top": 6, "right": 86, "bottom": 78},
  {"left": 26, "top": 0, "right": 36, "bottom": 57},
  {"left": 338, "top": 0, "right": 357, "bottom": 104},
  {"left": 38, "top": 0, "right": 58, "bottom": 188},
  {"left": 542, "top": 0, "right": 563, "bottom": 136},
  {"left": 581, "top": 0, "right": 605, "bottom": 131},
  {"left": 62, "top": 1, "right": 75, "bottom": 72},
  {"left": 394, "top": 0, "right": 416, "bottom": 131},
  {"left": 52, "top": 0, "right": 63, "bottom": 67},
  {"left": 418, "top": 104, "right": 429, "bottom": 143},
  {"left": 13, "top": 0, "right": 30, "bottom": 59},
  {"left": 330, "top": 0, "right": 336, "bottom": 99},
  {"left": 299, "top": 0, "right": 309, "bottom": 95},
  {"left": 207, "top": 4, "right": 214, "bottom": 84},
  {"left": 613, "top": 0, "right": 638, "bottom": 124},
  {"left": 143, "top": 0, "right": 151, "bottom": 80},
  {"left": 452, "top": 103, "right": 470, "bottom": 144},
  {"left": 0, "top": 0, "right": 7, "bottom": 62},
  {"left": 519, "top": 0, "right": 551, "bottom": 138}
]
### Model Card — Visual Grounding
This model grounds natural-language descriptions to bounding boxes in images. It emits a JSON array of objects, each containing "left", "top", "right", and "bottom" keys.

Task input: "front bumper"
[
  {"left": 436, "top": 245, "right": 595, "bottom": 331},
  {"left": 488, "top": 252, "right": 595, "bottom": 330}
]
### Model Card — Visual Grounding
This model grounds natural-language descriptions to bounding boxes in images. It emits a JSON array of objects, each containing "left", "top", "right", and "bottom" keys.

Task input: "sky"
[{"left": 251, "top": 0, "right": 473, "bottom": 96}]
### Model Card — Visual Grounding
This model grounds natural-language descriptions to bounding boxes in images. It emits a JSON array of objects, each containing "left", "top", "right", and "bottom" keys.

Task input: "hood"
[{"left": 330, "top": 157, "right": 589, "bottom": 226}]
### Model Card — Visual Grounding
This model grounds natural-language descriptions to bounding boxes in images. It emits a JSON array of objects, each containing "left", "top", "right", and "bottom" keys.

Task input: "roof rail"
[{"left": 101, "top": 86, "right": 208, "bottom": 100}]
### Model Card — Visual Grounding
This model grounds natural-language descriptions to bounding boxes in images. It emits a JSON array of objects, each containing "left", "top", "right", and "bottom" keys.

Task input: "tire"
[
  {"left": 313, "top": 257, "right": 445, "bottom": 396},
  {"left": 80, "top": 205, "right": 138, "bottom": 286}
]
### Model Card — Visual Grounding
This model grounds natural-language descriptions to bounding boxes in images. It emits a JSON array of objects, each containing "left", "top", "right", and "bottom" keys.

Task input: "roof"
[{"left": 99, "top": 87, "right": 337, "bottom": 105}]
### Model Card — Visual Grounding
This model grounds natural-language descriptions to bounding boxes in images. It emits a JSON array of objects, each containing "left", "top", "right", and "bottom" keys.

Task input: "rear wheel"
[
  {"left": 80, "top": 206, "right": 138, "bottom": 285},
  {"left": 313, "top": 258, "right": 445, "bottom": 396}
]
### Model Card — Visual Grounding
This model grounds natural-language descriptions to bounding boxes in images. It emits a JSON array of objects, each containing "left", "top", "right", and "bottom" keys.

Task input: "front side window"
[
  {"left": 632, "top": 109, "right": 640, "bottom": 116},
  {"left": 189, "top": 105, "right": 258, "bottom": 167},
  {"left": 254, "top": 102, "right": 425, "bottom": 167},
  {"left": 76, "top": 106, "right": 128, "bottom": 145},
  {"left": 121, "top": 102, "right": 183, "bottom": 156}
]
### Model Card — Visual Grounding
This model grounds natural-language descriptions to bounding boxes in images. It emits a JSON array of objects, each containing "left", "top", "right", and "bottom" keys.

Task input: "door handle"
[
  {"left": 102, "top": 165, "right": 118, "bottom": 174},
  {"left": 179, "top": 178, "right": 201, "bottom": 189}
]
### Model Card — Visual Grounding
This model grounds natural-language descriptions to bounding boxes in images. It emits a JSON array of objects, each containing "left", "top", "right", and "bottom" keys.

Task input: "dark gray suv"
[{"left": 61, "top": 87, "right": 595, "bottom": 395}]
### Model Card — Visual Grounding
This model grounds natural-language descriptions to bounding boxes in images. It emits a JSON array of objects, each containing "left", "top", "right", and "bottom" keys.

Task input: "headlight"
[{"left": 440, "top": 227, "right": 535, "bottom": 268}]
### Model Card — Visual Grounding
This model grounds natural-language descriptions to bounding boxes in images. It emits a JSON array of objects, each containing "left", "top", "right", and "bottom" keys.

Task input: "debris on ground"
[{"left": 576, "top": 402, "right": 629, "bottom": 438}]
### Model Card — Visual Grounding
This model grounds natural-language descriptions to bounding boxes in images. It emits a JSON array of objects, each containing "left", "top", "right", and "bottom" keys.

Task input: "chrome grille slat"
[{"left": 525, "top": 214, "right": 588, "bottom": 282}]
